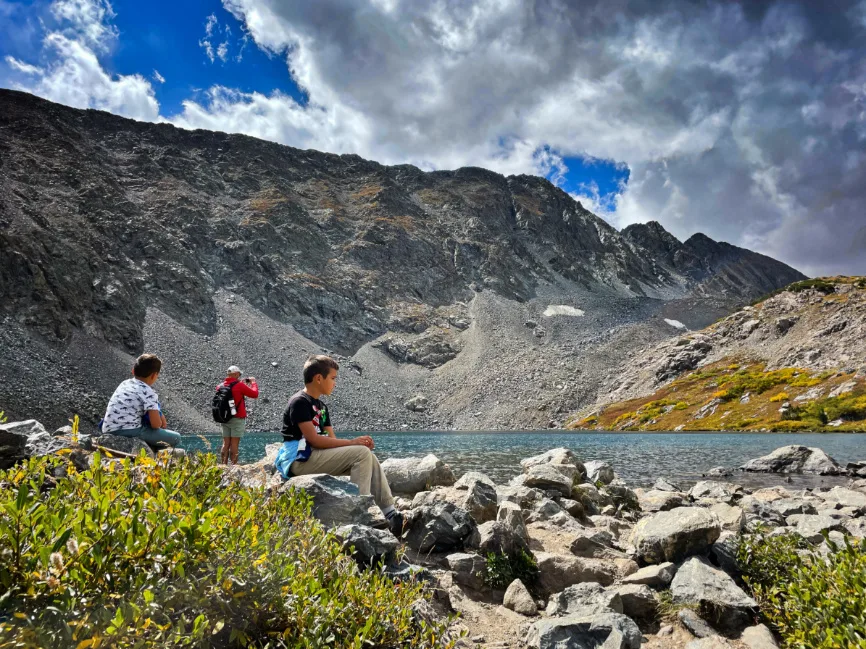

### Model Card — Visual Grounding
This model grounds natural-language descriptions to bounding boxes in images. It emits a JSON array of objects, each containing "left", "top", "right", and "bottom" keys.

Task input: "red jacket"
[{"left": 218, "top": 378, "right": 259, "bottom": 418}]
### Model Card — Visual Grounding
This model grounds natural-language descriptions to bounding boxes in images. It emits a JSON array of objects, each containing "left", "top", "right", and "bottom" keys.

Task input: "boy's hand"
[
  {"left": 161, "top": 414, "right": 168, "bottom": 429},
  {"left": 354, "top": 435, "right": 374, "bottom": 450}
]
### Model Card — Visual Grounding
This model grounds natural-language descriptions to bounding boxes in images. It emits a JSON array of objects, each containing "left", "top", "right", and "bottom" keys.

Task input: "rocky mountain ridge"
[
  {"left": 573, "top": 277, "right": 866, "bottom": 432},
  {"left": 0, "top": 90, "right": 805, "bottom": 431}
]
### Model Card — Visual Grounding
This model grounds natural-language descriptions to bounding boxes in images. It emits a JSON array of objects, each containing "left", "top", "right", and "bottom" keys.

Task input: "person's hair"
[
  {"left": 303, "top": 355, "right": 339, "bottom": 384},
  {"left": 133, "top": 353, "right": 162, "bottom": 378}
]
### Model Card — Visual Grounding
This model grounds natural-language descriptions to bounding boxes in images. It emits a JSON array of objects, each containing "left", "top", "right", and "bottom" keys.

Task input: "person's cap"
[{"left": 227, "top": 365, "right": 242, "bottom": 374}]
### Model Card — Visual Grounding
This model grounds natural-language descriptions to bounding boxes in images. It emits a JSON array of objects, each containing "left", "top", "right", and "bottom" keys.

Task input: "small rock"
[
  {"left": 740, "top": 624, "right": 780, "bottom": 649},
  {"left": 671, "top": 556, "right": 757, "bottom": 634},
  {"left": 504, "top": 578, "right": 538, "bottom": 616},
  {"left": 678, "top": 609, "right": 717, "bottom": 638},
  {"left": 621, "top": 562, "right": 676, "bottom": 588}
]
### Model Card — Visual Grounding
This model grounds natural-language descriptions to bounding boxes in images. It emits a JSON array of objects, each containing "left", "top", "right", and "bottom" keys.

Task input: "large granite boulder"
[
  {"left": 497, "top": 501, "right": 530, "bottom": 544},
  {"left": 535, "top": 553, "right": 617, "bottom": 593},
  {"left": 525, "top": 612, "right": 641, "bottom": 649},
  {"left": 688, "top": 481, "right": 743, "bottom": 503},
  {"left": 521, "top": 448, "right": 586, "bottom": 481},
  {"left": 671, "top": 556, "right": 757, "bottom": 634},
  {"left": 709, "top": 503, "right": 746, "bottom": 532},
  {"left": 454, "top": 470, "right": 496, "bottom": 490},
  {"left": 513, "top": 464, "right": 574, "bottom": 497},
  {"left": 84, "top": 434, "right": 155, "bottom": 458},
  {"left": 546, "top": 582, "right": 623, "bottom": 616},
  {"left": 0, "top": 419, "right": 78, "bottom": 468},
  {"left": 584, "top": 460, "right": 615, "bottom": 485},
  {"left": 504, "top": 578, "right": 538, "bottom": 616},
  {"left": 636, "top": 489, "right": 686, "bottom": 513},
  {"left": 404, "top": 502, "right": 479, "bottom": 553},
  {"left": 281, "top": 474, "right": 376, "bottom": 527},
  {"left": 788, "top": 513, "right": 846, "bottom": 543},
  {"left": 412, "top": 480, "right": 498, "bottom": 523},
  {"left": 740, "top": 445, "right": 843, "bottom": 475},
  {"left": 334, "top": 524, "right": 399, "bottom": 567},
  {"left": 630, "top": 507, "right": 721, "bottom": 564},
  {"left": 381, "top": 454, "right": 455, "bottom": 494}
]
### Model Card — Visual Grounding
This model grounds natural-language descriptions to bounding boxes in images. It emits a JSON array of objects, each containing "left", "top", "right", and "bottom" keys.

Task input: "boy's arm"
[
  {"left": 324, "top": 425, "right": 336, "bottom": 439},
  {"left": 300, "top": 422, "right": 360, "bottom": 449},
  {"left": 147, "top": 410, "right": 162, "bottom": 428}
]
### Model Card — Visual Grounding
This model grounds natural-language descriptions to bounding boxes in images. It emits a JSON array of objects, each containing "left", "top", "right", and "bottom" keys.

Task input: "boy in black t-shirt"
[{"left": 275, "top": 355, "right": 404, "bottom": 535}]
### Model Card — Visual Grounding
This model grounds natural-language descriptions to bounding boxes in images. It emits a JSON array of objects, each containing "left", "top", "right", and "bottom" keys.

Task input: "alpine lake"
[{"left": 180, "top": 430, "right": 866, "bottom": 489}]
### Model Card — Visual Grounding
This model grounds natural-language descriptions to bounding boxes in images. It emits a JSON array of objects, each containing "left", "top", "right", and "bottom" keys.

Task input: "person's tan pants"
[{"left": 290, "top": 445, "right": 394, "bottom": 509}]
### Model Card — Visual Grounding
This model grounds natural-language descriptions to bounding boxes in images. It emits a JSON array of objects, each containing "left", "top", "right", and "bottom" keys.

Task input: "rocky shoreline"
[{"left": 3, "top": 416, "right": 865, "bottom": 648}]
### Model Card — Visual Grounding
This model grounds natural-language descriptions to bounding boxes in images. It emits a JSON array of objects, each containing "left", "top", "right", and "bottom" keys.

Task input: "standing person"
[
  {"left": 216, "top": 365, "right": 259, "bottom": 465},
  {"left": 275, "top": 355, "right": 404, "bottom": 535},
  {"left": 102, "top": 353, "right": 181, "bottom": 448}
]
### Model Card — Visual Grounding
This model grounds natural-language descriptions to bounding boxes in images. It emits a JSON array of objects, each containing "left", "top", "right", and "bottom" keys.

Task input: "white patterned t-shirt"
[{"left": 102, "top": 378, "right": 160, "bottom": 433}]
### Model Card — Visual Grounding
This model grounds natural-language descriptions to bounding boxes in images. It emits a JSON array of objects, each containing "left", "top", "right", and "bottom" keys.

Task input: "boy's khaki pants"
[{"left": 289, "top": 446, "right": 395, "bottom": 509}]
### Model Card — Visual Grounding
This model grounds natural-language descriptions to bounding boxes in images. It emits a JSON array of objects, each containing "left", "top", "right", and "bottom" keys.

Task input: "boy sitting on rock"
[
  {"left": 275, "top": 355, "right": 403, "bottom": 535},
  {"left": 101, "top": 353, "right": 181, "bottom": 448}
]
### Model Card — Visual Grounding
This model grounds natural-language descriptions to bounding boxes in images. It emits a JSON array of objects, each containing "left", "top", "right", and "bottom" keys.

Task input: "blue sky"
[{"left": 3, "top": 0, "right": 866, "bottom": 275}]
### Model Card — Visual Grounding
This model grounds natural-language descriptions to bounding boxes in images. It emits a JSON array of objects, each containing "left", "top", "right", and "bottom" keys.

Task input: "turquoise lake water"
[{"left": 181, "top": 431, "right": 866, "bottom": 488}]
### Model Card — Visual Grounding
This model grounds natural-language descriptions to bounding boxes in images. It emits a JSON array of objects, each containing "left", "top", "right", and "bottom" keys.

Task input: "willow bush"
[
  {"left": 0, "top": 453, "right": 454, "bottom": 649},
  {"left": 737, "top": 531, "right": 866, "bottom": 648}
]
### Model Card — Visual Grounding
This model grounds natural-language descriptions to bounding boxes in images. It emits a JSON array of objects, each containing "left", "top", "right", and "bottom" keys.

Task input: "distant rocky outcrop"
[
  {"left": 573, "top": 277, "right": 866, "bottom": 432},
  {"left": 0, "top": 90, "right": 804, "bottom": 431}
]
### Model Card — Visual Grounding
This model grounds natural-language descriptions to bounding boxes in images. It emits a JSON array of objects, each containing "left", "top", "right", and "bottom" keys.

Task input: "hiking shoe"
[{"left": 386, "top": 511, "right": 405, "bottom": 537}]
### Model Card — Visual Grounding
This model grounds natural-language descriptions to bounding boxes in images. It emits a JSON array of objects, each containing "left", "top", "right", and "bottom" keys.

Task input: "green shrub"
[
  {"left": 0, "top": 453, "right": 454, "bottom": 649},
  {"left": 737, "top": 531, "right": 866, "bottom": 648},
  {"left": 483, "top": 548, "right": 538, "bottom": 592}
]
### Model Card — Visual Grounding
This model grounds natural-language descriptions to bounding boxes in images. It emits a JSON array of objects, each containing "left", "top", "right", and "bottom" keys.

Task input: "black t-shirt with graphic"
[{"left": 282, "top": 390, "right": 331, "bottom": 444}]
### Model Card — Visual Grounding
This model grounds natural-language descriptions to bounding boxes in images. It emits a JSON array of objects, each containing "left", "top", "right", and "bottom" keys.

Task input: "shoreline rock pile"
[{"left": 3, "top": 418, "right": 865, "bottom": 649}]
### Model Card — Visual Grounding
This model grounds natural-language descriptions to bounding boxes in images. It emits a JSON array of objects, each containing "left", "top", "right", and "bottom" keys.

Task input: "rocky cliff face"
[{"left": 0, "top": 90, "right": 805, "bottom": 431}]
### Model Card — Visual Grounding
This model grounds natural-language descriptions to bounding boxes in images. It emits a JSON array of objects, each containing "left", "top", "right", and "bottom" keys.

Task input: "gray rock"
[
  {"left": 608, "top": 584, "right": 656, "bottom": 619},
  {"left": 383, "top": 559, "right": 433, "bottom": 584},
  {"left": 535, "top": 552, "right": 618, "bottom": 593},
  {"left": 620, "top": 562, "right": 676, "bottom": 588},
  {"left": 560, "top": 498, "right": 587, "bottom": 519},
  {"left": 496, "top": 484, "right": 545, "bottom": 509},
  {"left": 769, "top": 498, "right": 817, "bottom": 517},
  {"left": 446, "top": 552, "right": 486, "bottom": 590},
  {"left": 671, "top": 556, "right": 757, "bottom": 634},
  {"left": 282, "top": 474, "right": 377, "bottom": 527},
  {"left": 526, "top": 498, "right": 569, "bottom": 525},
  {"left": 381, "top": 454, "right": 455, "bottom": 494},
  {"left": 630, "top": 507, "right": 721, "bottom": 564},
  {"left": 710, "top": 531, "right": 741, "bottom": 576},
  {"left": 637, "top": 489, "right": 685, "bottom": 512},
  {"left": 412, "top": 481, "right": 498, "bottom": 524},
  {"left": 678, "top": 609, "right": 717, "bottom": 639},
  {"left": 497, "top": 501, "right": 530, "bottom": 544},
  {"left": 847, "top": 460, "right": 866, "bottom": 478},
  {"left": 709, "top": 503, "right": 746, "bottom": 532},
  {"left": 455, "top": 471, "right": 496, "bottom": 490},
  {"left": 404, "top": 394, "right": 429, "bottom": 412},
  {"left": 740, "top": 624, "right": 779, "bottom": 649},
  {"left": 603, "top": 482, "right": 639, "bottom": 511},
  {"left": 519, "top": 464, "right": 575, "bottom": 497},
  {"left": 504, "top": 578, "right": 538, "bottom": 616},
  {"left": 740, "top": 445, "right": 844, "bottom": 475},
  {"left": 85, "top": 433, "right": 155, "bottom": 458},
  {"left": 53, "top": 425, "right": 73, "bottom": 437},
  {"left": 546, "top": 582, "right": 624, "bottom": 616},
  {"left": 688, "top": 481, "right": 742, "bottom": 503},
  {"left": 404, "top": 501, "right": 479, "bottom": 553},
  {"left": 521, "top": 448, "right": 586, "bottom": 482},
  {"left": 585, "top": 460, "right": 616, "bottom": 485},
  {"left": 334, "top": 524, "right": 399, "bottom": 567},
  {"left": 817, "top": 486, "right": 866, "bottom": 513},
  {"left": 474, "top": 520, "right": 529, "bottom": 556},
  {"left": 790, "top": 513, "right": 846, "bottom": 543},
  {"left": 653, "top": 477, "right": 682, "bottom": 492},
  {"left": 0, "top": 419, "right": 64, "bottom": 468},
  {"left": 704, "top": 467, "right": 733, "bottom": 477},
  {"left": 525, "top": 612, "right": 641, "bottom": 649}
]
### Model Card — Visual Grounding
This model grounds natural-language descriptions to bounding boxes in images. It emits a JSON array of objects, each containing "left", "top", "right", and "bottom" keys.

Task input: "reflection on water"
[{"left": 181, "top": 430, "right": 866, "bottom": 488}]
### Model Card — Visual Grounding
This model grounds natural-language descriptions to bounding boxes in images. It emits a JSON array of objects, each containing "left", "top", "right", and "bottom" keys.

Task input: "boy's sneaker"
[{"left": 386, "top": 510, "right": 405, "bottom": 537}]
